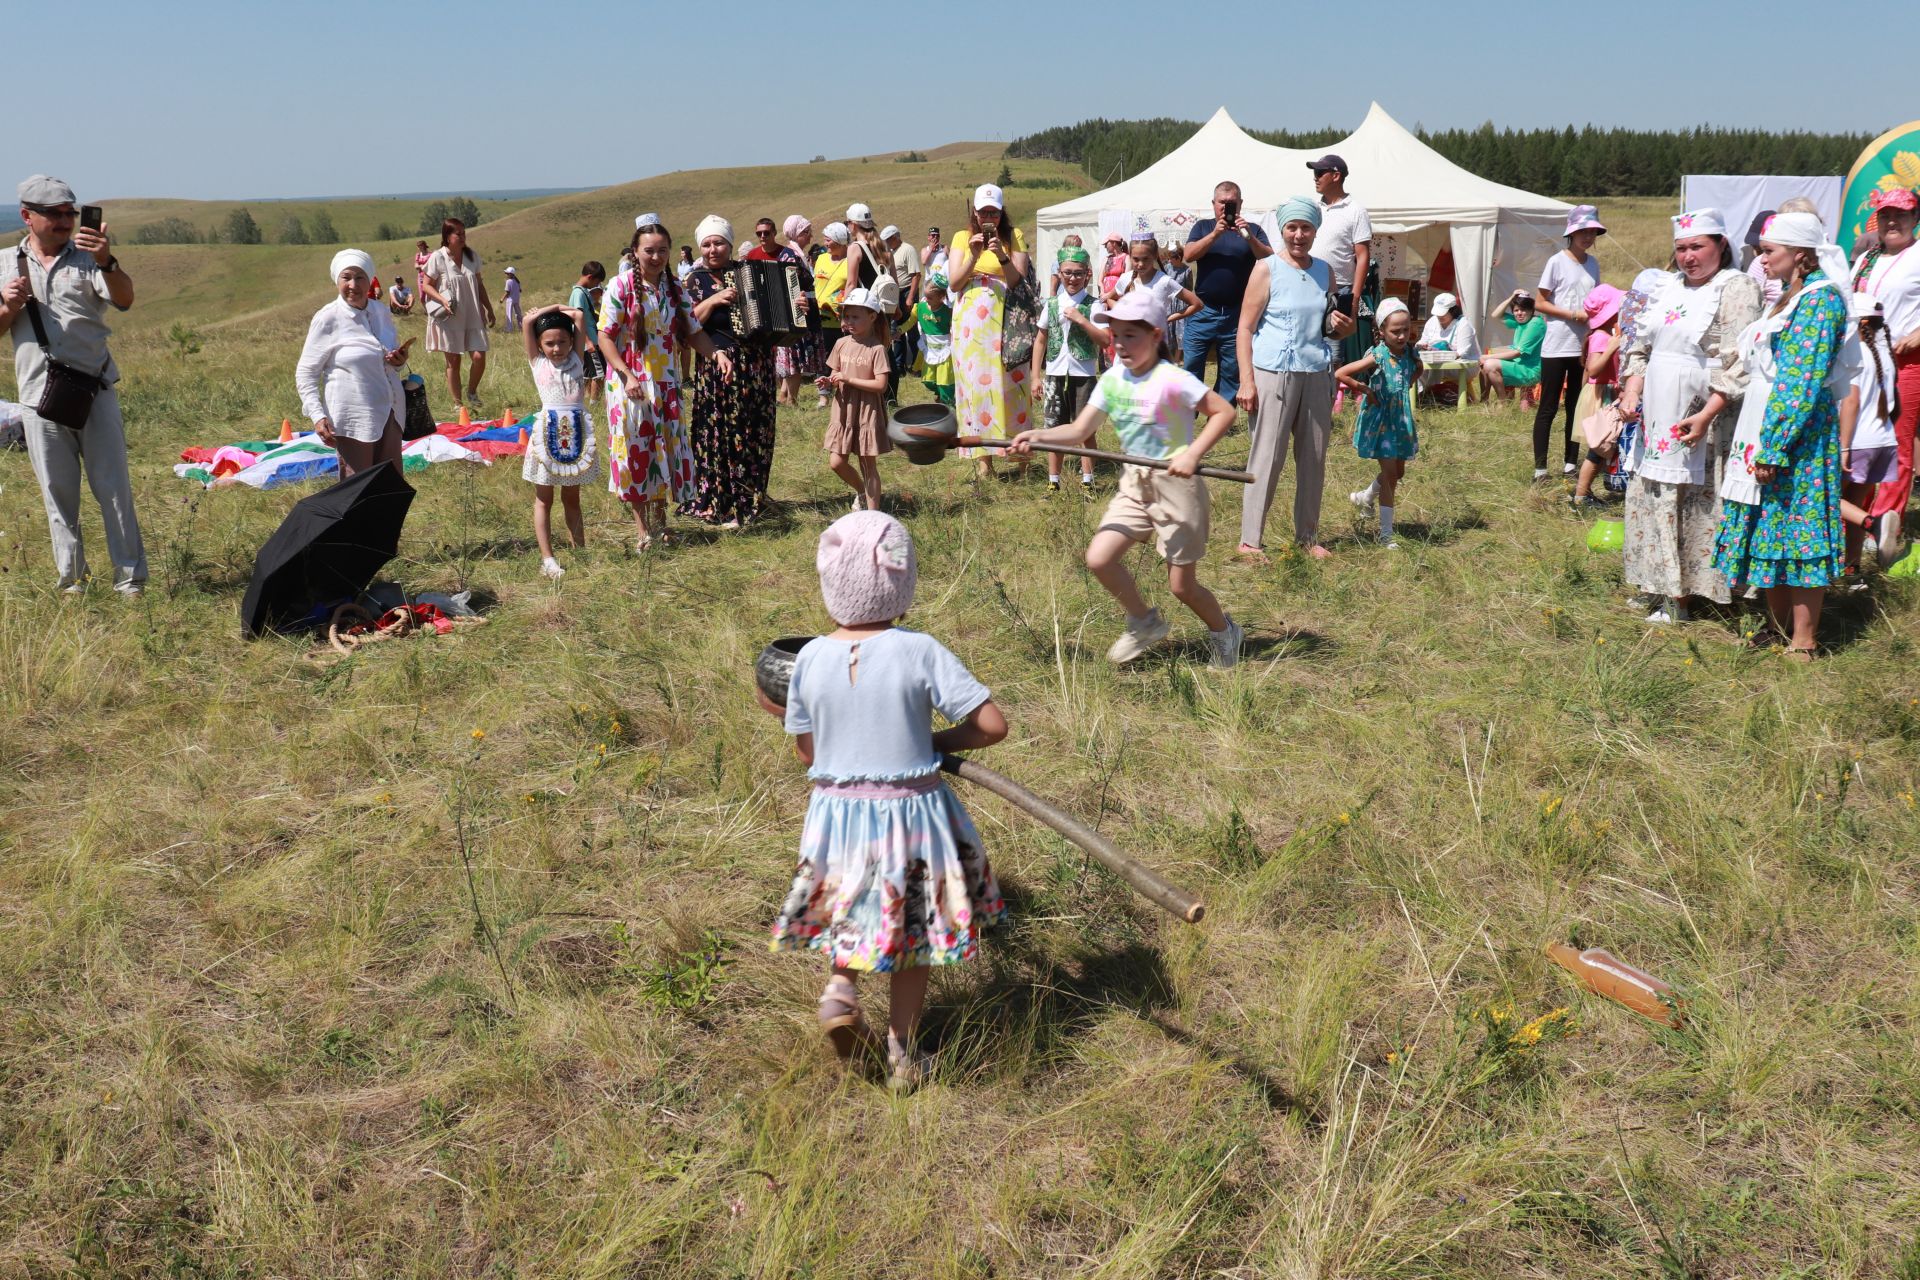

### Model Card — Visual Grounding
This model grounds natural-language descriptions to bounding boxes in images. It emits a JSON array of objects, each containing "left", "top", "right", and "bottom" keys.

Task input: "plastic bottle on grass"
[{"left": 1546, "top": 943, "right": 1683, "bottom": 1026}]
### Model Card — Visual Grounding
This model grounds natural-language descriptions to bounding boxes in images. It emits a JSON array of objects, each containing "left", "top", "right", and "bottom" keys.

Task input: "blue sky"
[{"left": 4, "top": 0, "right": 1907, "bottom": 202}]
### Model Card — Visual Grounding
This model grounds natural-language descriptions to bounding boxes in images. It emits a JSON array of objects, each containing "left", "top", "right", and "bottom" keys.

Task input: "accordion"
[{"left": 729, "top": 260, "right": 807, "bottom": 344}]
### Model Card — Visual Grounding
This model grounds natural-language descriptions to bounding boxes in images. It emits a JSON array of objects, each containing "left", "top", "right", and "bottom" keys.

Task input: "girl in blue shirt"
[{"left": 761, "top": 511, "right": 1009, "bottom": 1089}]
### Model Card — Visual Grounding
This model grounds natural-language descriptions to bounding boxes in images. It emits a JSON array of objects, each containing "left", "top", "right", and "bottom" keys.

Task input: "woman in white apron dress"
[{"left": 1617, "top": 209, "right": 1764, "bottom": 623}]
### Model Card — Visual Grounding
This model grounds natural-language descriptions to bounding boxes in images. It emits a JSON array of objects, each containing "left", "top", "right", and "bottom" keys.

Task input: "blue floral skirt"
[
  {"left": 771, "top": 777, "right": 1007, "bottom": 972},
  {"left": 1712, "top": 498, "right": 1842, "bottom": 589}
]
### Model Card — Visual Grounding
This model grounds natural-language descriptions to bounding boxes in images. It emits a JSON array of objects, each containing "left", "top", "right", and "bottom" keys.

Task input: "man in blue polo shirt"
[{"left": 1180, "top": 179, "right": 1271, "bottom": 407}]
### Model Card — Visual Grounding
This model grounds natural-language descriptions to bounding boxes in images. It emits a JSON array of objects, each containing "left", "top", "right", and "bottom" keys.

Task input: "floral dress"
[
  {"left": 1352, "top": 343, "right": 1420, "bottom": 459},
  {"left": 681, "top": 264, "right": 778, "bottom": 525},
  {"left": 949, "top": 229, "right": 1033, "bottom": 455},
  {"left": 600, "top": 267, "right": 695, "bottom": 506},
  {"left": 1713, "top": 277, "right": 1848, "bottom": 589}
]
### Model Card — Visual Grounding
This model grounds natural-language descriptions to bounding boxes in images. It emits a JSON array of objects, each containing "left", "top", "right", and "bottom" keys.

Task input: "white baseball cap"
[
  {"left": 846, "top": 202, "right": 875, "bottom": 227},
  {"left": 842, "top": 286, "right": 882, "bottom": 313},
  {"left": 973, "top": 183, "right": 1005, "bottom": 212},
  {"left": 1430, "top": 291, "right": 1457, "bottom": 316},
  {"left": 880, "top": 225, "right": 899, "bottom": 241}
]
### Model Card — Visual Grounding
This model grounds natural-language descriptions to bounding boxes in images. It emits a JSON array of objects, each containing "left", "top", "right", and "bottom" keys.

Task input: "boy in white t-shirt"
[
  {"left": 1010, "top": 289, "right": 1243, "bottom": 668},
  {"left": 1031, "top": 248, "right": 1109, "bottom": 494}
]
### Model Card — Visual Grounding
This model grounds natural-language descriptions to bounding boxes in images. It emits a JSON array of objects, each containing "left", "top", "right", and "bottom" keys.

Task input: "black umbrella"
[{"left": 240, "top": 461, "right": 416, "bottom": 637}]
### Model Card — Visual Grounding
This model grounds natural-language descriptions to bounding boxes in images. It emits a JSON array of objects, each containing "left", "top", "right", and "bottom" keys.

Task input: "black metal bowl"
[{"left": 754, "top": 636, "right": 816, "bottom": 708}]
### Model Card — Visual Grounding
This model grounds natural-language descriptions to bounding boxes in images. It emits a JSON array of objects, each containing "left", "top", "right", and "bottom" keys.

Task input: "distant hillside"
[
  {"left": 1008, "top": 118, "right": 1875, "bottom": 196},
  {"left": 97, "top": 143, "right": 1093, "bottom": 338}
]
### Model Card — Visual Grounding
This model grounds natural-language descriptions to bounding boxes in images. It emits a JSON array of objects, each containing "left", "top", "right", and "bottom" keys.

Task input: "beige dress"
[
  {"left": 823, "top": 337, "right": 892, "bottom": 455},
  {"left": 424, "top": 247, "right": 489, "bottom": 354},
  {"left": 1619, "top": 271, "right": 1762, "bottom": 602}
]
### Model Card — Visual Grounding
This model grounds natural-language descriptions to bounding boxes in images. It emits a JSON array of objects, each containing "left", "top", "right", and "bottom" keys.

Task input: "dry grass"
[{"left": 1, "top": 182, "right": 1918, "bottom": 1280}]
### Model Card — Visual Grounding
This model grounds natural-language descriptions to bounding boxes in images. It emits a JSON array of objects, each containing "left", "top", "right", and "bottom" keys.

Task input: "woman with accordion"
[{"left": 683, "top": 214, "right": 781, "bottom": 527}]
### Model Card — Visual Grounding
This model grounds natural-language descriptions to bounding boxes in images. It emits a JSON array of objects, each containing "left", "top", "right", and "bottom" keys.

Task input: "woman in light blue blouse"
[{"left": 1233, "top": 196, "right": 1354, "bottom": 559}]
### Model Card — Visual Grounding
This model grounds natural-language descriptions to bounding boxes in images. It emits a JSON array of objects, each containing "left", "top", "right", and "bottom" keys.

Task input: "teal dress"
[
  {"left": 1353, "top": 343, "right": 1420, "bottom": 460},
  {"left": 1712, "top": 276, "right": 1846, "bottom": 590},
  {"left": 1499, "top": 314, "right": 1545, "bottom": 387}
]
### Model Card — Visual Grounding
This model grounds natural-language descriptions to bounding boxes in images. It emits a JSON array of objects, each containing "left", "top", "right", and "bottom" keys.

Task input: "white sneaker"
[
  {"left": 1563, "top": 462, "right": 1577, "bottom": 475},
  {"left": 1533, "top": 468, "right": 1550, "bottom": 482},
  {"left": 540, "top": 556, "right": 565, "bottom": 580},
  {"left": 1207, "top": 616, "right": 1244, "bottom": 669},
  {"left": 1644, "top": 600, "right": 1689, "bottom": 625},
  {"left": 1349, "top": 488, "right": 1376, "bottom": 514},
  {"left": 1380, "top": 536, "right": 1400, "bottom": 549},
  {"left": 1106, "top": 608, "right": 1170, "bottom": 663}
]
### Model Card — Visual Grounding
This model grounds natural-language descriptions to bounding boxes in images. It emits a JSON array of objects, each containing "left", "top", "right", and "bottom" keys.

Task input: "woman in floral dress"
[
  {"left": 683, "top": 215, "right": 779, "bottom": 527},
  {"left": 1714, "top": 212, "right": 1853, "bottom": 660},
  {"left": 946, "top": 183, "right": 1033, "bottom": 478},
  {"left": 1617, "top": 209, "right": 1763, "bottom": 624},
  {"left": 597, "top": 218, "right": 732, "bottom": 548}
]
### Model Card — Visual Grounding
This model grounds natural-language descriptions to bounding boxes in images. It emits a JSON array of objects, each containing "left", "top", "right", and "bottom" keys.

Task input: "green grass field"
[{"left": 2, "top": 172, "right": 1919, "bottom": 1278}]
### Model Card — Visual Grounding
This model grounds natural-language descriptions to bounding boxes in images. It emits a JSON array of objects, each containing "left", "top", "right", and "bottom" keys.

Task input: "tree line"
[
  {"left": 127, "top": 196, "right": 491, "bottom": 246},
  {"left": 1005, "top": 119, "right": 1876, "bottom": 197}
]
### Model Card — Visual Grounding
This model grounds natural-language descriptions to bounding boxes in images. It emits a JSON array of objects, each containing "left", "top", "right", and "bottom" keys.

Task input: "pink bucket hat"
[
  {"left": 1094, "top": 287, "right": 1169, "bottom": 331},
  {"left": 817, "top": 511, "right": 917, "bottom": 625},
  {"left": 1564, "top": 204, "right": 1607, "bottom": 237},
  {"left": 1583, "top": 283, "right": 1624, "bottom": 329}
]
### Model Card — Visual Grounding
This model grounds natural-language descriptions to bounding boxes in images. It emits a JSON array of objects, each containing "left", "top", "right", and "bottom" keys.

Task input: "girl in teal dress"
[
  {"left": 1338, "top": 298, "right": 1422, "bottom": 546},
  {"left": 1713, "top": 222, "right": 1851, "bottom": 660}
]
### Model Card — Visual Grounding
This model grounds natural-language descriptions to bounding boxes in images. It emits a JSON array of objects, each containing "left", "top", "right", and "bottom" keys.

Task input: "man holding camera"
[
  {"left": 1180, "top": 180, "right": 1271, "bottom": 407},
  {"left": 0, "top": 175, "right": 146, "bottom": 595}
]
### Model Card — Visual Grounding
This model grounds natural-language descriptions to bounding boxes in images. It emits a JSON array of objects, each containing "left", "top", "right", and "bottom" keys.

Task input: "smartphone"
[
  {"left": 80, "top": 205, "right": 103, "bottom": 232},
  {"left": 1221, "top": 199, "right": 1240, "bottom": 224}
]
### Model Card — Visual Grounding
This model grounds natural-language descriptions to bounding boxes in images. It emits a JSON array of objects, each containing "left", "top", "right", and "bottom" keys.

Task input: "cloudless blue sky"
[{"left": 5, "top": 0, "right": 1909, "bottom": 202}]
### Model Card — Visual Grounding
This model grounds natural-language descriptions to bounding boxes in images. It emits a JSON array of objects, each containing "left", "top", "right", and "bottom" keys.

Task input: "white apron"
[{"left": 1631, "top": 270, "right": 1736, "bottom": 486}]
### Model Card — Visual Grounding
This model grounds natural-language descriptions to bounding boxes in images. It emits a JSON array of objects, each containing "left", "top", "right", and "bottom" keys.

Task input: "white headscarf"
[
  {"left": 823, "top": 222, "right": 851, "bottom": 246},
  {"left": 1760, "top": 211, "right": 1852, "bottom": 296},
  {"left": 329, "top": 248, "right": 375, "bottom": 283},
  {"left": 694, "top": 214, "right": 733, "bottom": 247},
  {"left": 1374, "top": 296, "right": 1409, "bottom": 325}
]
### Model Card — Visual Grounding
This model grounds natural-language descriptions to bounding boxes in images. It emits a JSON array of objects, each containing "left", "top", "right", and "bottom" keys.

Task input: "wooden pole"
[
  {"left": 952, "top": 436, "right": 1255, "bottom": 485},
  {"left": 940, "top": 754, "right": 1205, "bottom": 924}
]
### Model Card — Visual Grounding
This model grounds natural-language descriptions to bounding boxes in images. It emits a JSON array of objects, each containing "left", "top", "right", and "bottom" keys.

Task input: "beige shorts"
[{"left": 1099, "top": 465, "right": 1210, "bottom": 565}]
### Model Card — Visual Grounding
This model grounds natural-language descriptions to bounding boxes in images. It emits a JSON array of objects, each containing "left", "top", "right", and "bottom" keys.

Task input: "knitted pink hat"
[{"left": 817, "top": 511, "right": 916, "bottom": 625}]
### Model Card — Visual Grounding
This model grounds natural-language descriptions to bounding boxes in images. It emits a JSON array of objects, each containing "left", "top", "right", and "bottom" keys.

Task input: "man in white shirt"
[
  {"left": 1310, "top": 155, "right": 1371, "bottom": 327},
  {"left": 883, "top": 225, "right": 921, "bottom": 401}
]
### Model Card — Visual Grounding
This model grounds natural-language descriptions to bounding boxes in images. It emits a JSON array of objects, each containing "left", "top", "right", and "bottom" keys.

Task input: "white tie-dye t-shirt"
[{"left": 1089, "top": 360, "right": 1208, "bottom": 460}]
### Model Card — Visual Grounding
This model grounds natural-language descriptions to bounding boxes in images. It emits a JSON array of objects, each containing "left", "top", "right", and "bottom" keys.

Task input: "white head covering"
[
  {"left": 1760, "top": 211, "right": 1853, "bottom": 295},
  {"left": 823, "top": 221, "right": 850, "bottom": 246},
  {"left": 1430, "top": 291, "right": 1458, "bottom": 317},
  {"left": 973, "top": 183, "right": 1005, "bottom": 212},
  {"left": 694, "top": 214, "right": 734, "bottom": 246},
  {"left": 329, "top": 248, "right": 375, "bottom": 283},
  {"left": 634, "top": 212, "right": 661, "bottom": 231},
  {"left": 1671, "top": 208, "right": 1728, "bottom": 240},
  {"left": 880, "top": 225, "right": 899, "bottom": 241},
  {"left": 1374, "top": 296, "right": 1410, "bottom": 325}
]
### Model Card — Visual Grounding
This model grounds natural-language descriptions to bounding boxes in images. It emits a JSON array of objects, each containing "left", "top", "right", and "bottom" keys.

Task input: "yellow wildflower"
[
  {"left": 1543, "top": 796, "right": 1563, "bottom": 817},
  {"left": 610, "top": 720, "right": 623, "bottom": 735},
  {"left": 471, "top": 728, "right": 486, "bottom": 741},
  {"left": 1337, "top": 812, "right": 1351, "bottom": 826}
]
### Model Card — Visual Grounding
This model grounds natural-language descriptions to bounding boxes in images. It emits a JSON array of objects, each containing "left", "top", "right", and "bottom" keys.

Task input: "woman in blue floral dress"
[{"left": 1714, "top": 211, "right": 1852, "bottom": 659}]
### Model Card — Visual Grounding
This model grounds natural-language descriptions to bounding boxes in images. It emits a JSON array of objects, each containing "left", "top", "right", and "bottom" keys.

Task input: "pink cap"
[
  {"left": 1564, "top": 204, "right": 1607, "bottom": 237},
  {"left": 1094, "top": 287, "right": 1169, "bottom": 331},
  {"left": 1583, "top": 283, "right": 1624, "bottom": 329}
]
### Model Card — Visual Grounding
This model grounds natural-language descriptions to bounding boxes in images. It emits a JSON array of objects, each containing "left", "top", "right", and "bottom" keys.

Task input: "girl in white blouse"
[{"left": 296, "top": 249, "right": 409, "bottom": 478}]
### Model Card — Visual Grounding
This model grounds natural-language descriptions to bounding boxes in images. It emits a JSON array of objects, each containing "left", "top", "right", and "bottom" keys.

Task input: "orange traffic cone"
[
  {"left": 279, "top": 417, "right": 293, "bottom": 443},
  {"left": 458, "top": 404, "right": 471, "bottom": 427}
]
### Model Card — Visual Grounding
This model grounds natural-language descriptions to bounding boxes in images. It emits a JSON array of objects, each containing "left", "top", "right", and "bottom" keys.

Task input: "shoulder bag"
[{"left": 15, "top": 249, "right": 107, "bottom": 430}]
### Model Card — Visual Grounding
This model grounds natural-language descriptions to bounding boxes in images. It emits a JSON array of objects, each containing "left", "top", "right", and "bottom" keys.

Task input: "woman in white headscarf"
[
  {"left": 681, "top": 214, "right": 779, "bottom": 527},
  {"left": 1616, "top": 208, "right": 1764, "bottom": 624},
  {"left": 1713, "top": 211, "right": 1856, "bottom": 659},
  {"left": 295, "top": 248, "right": 408, "bottom": 478}
]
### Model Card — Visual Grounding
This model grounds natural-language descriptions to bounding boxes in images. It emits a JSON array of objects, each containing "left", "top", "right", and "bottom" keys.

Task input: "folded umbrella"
[{"left": 239, "top": 461, "right": 416, "bottom": 637}]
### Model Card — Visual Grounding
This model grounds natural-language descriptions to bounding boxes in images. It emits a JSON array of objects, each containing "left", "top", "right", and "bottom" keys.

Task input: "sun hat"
[
  {"left": 1670, "top": 208, "right": 1726, "bottom": 240},
  {"left": 823, "top": 222, "right": 850, "bottom": 246},
  {"left": 1276, "top": 195, "right": 1322, "bottom": 229},
  {"left": 817, "top": 511, "right": 916, "bottom": 625},
  {"left": 1564, "top": 204, "right": 1607, "bottom": 237},
  {"left": 694, "top": 214, "right": 734, "bottom": 245},
  {"left": 1430, "top": 291, "right": 1459, "bottom": 317},
  {"left": 972, "top": 183, "right": 1005, "bottom": 211},
  {"left": 17, "top": 175, "right": 76, "bottom": 207},
  {"left": 1306, "top": 154, "right": 1348, "bottom": 176},
  {"left": 846, "top": 202, "right": 875, "bottom": 228},
  {"left": 1583, "top": 283, "right": 1624, "bottom": 329},
  {"left": 1093, "top": 287, "right": 1168, "bottom": 331},
  {"left": 329, "top": 248, "right": 375, "bottom": 282}
]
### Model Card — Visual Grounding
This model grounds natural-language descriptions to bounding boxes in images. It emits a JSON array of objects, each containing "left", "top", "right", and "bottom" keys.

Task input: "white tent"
[{"left": 1035, "top": 104, "right": 1572, "bottom": 334}]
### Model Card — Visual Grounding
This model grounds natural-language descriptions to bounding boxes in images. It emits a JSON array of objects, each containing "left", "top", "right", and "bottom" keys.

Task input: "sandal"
[
  {"left": 1783, "top": 645, "right": 1817, "bottom": 664},
  {"left": 818, "top": 979, "right": 883, "bottom": 1062},
  {"left": 886, "top": 1031, "right": 934, "bottom": 1092}
]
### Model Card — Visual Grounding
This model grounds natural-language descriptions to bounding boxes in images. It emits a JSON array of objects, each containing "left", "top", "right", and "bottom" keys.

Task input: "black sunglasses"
[{"left": 25, "top": 204, "right": 77, "bottom": 218}]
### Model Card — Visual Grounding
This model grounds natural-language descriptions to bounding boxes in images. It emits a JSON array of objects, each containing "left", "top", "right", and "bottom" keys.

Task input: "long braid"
[{"left": 1866, "top": 324, "right": 1898, "bottom": 423}]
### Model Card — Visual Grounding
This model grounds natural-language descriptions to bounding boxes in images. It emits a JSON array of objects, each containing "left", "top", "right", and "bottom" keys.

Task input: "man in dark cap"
[
  {"left": 0, "top": 174, "right": 145, "bottom": 594},
  {"left": 1309, "top": 154, "right": 1372, "bottom": 331}
]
